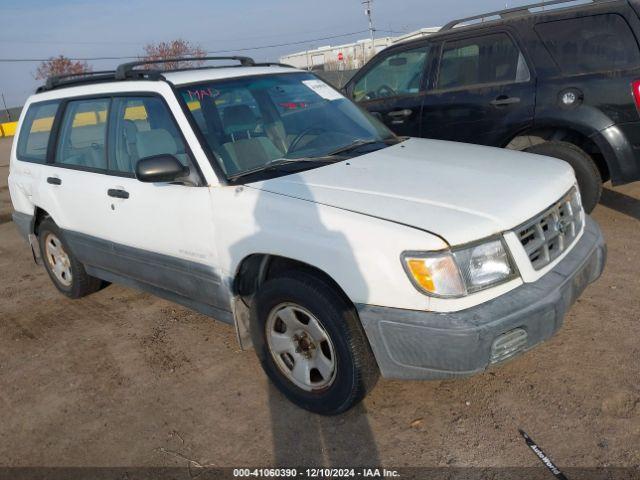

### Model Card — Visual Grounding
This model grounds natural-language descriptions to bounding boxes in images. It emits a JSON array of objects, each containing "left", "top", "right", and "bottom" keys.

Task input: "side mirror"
[{"left": 135, "top": 155, "right": 189, "bottom": 183}]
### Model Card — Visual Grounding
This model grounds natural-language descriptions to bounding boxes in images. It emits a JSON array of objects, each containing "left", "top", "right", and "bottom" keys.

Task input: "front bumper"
[{"left": 357, "top": 216, "right": 607, "bottom": 380}]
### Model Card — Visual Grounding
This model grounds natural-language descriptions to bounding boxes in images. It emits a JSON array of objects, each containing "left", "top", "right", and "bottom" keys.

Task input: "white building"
[{"left": 280, "top": 27, "right": 440, "bottom": 71}]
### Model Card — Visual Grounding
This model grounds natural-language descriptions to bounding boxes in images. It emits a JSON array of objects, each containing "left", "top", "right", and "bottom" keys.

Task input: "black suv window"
[
  {"left": 535, "top": 14, "right": 640, "bottom": 75},
  {"left": 437, "top": 33, "right": 530, "bottom": 90},
  {"left": 55, "top": 98, "right": 110, "bottom": 170},
  {"left": 353, "top": 45, "right": 431, "bottom": 101},
  {"left": 16, "top": 101, "right": 60, "bottom": 163}
]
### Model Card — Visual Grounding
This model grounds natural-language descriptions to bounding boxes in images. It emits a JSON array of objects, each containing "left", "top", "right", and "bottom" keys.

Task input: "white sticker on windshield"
[{"left": 302, "top": 79, "right": 344, "bottom": 101}]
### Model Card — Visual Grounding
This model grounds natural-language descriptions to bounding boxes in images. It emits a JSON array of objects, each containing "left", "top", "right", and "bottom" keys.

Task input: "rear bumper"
[{"left": 357, "top": 216, "right": 606, "bottom": 380}]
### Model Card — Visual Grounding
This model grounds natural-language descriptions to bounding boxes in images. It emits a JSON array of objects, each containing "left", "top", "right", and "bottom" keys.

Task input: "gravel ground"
[{"left": 0, "top": 137, "right": 638, "bottom": 470}]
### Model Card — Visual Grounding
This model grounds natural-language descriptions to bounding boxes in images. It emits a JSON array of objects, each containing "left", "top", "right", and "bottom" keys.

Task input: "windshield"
[{"left": 176, "top": 72, "right": 396, "bottom": 179}]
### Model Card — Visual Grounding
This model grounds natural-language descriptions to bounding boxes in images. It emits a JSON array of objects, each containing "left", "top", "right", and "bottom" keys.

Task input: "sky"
[{"left": 0, "top": 0, "right": 534, "bottom": 108}]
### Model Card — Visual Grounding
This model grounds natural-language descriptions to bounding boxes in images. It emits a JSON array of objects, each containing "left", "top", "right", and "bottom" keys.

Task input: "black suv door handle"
[
  {"left": 388, "top": 109, "right": 413, "bottom": 118},
  {"left": 490, "top": 96, "right": 521, "bottom": 107},
  {"left": 47, "top": 177, "right": 61, "bottom": 185},
  {"left": 107, "top": 189, "right": 129, "bottom": 199}
]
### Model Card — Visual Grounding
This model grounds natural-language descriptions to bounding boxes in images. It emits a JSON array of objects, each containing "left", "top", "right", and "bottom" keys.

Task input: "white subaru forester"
[{"left": 9, "top": 57, "right": 606, "bottom": 414}]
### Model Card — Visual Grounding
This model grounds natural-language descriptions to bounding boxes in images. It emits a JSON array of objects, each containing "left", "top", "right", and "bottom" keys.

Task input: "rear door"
[
  {"left": 41, "top": 97, "right": 115, "bottom": 241},
  {"left": 346, "top": 43, "right": 434, "bottom": 136},
  {"left": 421, "top": 31, "right": 535, "bottom": 146}
]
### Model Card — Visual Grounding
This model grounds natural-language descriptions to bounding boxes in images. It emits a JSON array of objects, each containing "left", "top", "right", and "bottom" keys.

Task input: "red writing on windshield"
[{"left": 187, "top": 88, "right": 220, "bottom": 101}]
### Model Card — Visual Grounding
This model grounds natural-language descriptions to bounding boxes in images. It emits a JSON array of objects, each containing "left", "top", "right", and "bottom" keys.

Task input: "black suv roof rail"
[
  {"left": 38, "top": 56, "right": 264, "bottom": 92},
  {"left": 440, "top": 0, "right": 603, "bottom": 31}
]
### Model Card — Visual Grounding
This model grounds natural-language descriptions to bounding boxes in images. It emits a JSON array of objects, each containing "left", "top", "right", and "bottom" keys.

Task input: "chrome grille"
[{"left": 517, "top": 188, "right": 584, "bottom": 270}]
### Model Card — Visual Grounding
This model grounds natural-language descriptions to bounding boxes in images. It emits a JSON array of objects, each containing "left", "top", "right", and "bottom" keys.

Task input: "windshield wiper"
[
  {"left": 227, "top": 157, "right": 338, "bottom": 181},
  {"left": 327, "top": 138, "right": 397, "bottom": 157}
]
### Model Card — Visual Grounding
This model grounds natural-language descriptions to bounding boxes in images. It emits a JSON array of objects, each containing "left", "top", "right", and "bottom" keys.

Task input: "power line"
[{"left": 0, "top": 30, "right": 370, "bottom": 63}]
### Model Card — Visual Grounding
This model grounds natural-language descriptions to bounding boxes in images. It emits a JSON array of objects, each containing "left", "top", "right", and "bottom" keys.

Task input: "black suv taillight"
[{"left": 632, "top": 80, "right": 640, "bottom": 111}]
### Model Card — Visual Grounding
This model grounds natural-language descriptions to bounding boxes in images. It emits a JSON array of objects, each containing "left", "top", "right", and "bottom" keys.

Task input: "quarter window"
[
  {"left": 353, "top": 46, "right": 431, "bottom": 101},
  {"left": 437, "top": 33, "right": 530, "bottom": 90},
  {"left": 16, "top": 101, "right": 60, "bottom": 163},
  {"left": 110, "top": 97, "right": 190, "bottom": 174},
  {"left": 55, "top": 98, "right": 109, "bottom": 170},
  {"left": 535, "top": 14, "right": 640, "bottom": 75}
]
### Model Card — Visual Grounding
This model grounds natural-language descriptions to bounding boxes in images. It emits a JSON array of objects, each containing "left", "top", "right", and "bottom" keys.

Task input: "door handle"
[
  {"left": 490, "top": 96, "right": 521, "bottom": 107},
  {"left": 107, "top": 188, "right": 130, "bottom": 199},
  {"left": 388, "top": 109, "right": 413, "bottom": 119},
  {"left": 47, "top": 177, "right": 61, "bottom": 185}
]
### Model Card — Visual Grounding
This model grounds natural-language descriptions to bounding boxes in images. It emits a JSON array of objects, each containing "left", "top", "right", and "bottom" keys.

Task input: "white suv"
[{"left": 9, "top": 57, "right": 606, "bottom": 415}]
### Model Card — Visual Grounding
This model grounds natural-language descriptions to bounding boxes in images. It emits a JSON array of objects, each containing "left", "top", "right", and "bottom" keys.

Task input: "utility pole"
[
  {"left": 1, "top": 93, "right": 10, "bottom": 122},
  {"left": 362, "top": 0, "right": 375, "bottom": 59}
]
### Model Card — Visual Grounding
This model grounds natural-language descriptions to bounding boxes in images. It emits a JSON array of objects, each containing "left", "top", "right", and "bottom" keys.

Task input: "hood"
[{"left": 250, "top": 138, "right": 576, "bottom": 246}]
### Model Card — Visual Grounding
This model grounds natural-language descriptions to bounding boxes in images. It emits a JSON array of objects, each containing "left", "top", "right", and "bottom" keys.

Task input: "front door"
[
  {"left": 421, "top": 31, "right": 536, "bottom": 146},
  {"left": 347, "top": 43, "right": 435, "bottom": 137},
  {"left": 99, "top": 95, "right": 227, "bottom": 311}
]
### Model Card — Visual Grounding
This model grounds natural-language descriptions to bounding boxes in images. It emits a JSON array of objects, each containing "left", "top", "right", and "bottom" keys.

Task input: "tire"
[
  {"left": 38, "top": 217, "right": 102, "bottom": 299},
  {"left": 524, "top": 141, "right": 602, "bottom": 213},
  {"left": 250, "top": 270, "right": 379, "bottom": 415}
]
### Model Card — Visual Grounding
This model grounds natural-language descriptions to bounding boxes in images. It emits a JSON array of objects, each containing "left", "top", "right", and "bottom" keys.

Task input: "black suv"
[{"left": 344, "top": 0, "right": 640, "bottom": 212}]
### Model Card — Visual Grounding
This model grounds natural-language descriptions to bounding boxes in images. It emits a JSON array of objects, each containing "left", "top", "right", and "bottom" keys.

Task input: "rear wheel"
[
  {"left": 524, "top": 141, "right": 602, "bottom": 213},
  {"left": 251, "top": 270, "right": 379, "bottom": 415},
  {"left": 38, "top": 217, "right": 102, "bottom": 299}
]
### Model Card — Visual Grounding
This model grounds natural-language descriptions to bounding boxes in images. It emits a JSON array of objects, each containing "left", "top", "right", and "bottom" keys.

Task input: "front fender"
[{"left": 213, "top": 186, "right": 446, "bottom": 312}]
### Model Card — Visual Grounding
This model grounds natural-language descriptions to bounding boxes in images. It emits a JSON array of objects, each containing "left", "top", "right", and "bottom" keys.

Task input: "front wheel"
[
  {"left": 524, "top": 141, "right": 602, "bottom": 213},
  {"left": 251, "top": 271, "right": 379, "bottom": 415}
]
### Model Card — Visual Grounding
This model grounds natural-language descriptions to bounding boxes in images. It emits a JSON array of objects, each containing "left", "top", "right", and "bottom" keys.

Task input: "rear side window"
[
  {"left": 110, "top": 96, "right": 191, "bottom": 174},
  {"left": 535, "top": 14, "right": 640, "bottom": 75},
  {"left": 55, "top": 98, "right": 110, "bottom": 170},
  {"left": 437, "top": 33, "right": 530, "bottom": 90},
  {"left": 16, "top": 101, "right": 60, "bottom": 163}
]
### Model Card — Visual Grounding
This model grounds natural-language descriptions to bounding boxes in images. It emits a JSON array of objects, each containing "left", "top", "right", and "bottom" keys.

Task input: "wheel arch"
[
  {"left": 231, "top": 253, "right": 356, "bottom": 350},
  {"left": 233, "top": 253, "right": 353, "bottom": 306},
  {"left": 31, "top": 206, "right": 52, "bottom": 235},
  {"left": 503, "top": 124, "right": 611, "bottom": 182}
]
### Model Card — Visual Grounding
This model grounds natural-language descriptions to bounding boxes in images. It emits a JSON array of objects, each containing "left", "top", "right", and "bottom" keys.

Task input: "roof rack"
[
  {"left": 440, "top": 0, "right": 601, "bottom": 31},
  {"left": 38, "top": 70, "right": 117, "bottom": 92},
  {"left": 114, "top": 56, "right": 255, "bottom": 80},
  {"left": 37, "top": 56, "right": 292, "bottom": 93}
]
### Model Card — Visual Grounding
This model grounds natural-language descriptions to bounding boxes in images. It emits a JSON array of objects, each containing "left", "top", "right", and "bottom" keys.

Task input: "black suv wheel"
[
  {"left": 250, "top": 270, "right": 379, "bottom": 415},
  {"left": 525, "top": 141, "right": 602, "bottom": 213}
]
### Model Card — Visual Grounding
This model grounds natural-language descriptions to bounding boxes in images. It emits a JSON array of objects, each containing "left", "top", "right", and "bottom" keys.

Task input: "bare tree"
[
  {"left": 35, "top": 55, "right": 92, "bottom": 80},
  {"left": 140, "top": 39, "right": 206, "bottom": 70}
]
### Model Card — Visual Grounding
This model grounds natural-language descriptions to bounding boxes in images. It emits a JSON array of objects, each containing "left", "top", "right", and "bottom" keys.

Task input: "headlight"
[{"left": 402, "top": 237, "right": 518, "bottom": 298}]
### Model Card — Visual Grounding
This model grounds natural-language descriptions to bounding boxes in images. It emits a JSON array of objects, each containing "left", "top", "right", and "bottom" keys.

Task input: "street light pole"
[{"left": 362, "top": 0, "right": 375, "bottom": 59}]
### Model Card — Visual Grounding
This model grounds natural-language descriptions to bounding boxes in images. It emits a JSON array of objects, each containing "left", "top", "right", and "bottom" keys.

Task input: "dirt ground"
[{"left": 0, "top": 136, "right": 639, "bottom": 470}]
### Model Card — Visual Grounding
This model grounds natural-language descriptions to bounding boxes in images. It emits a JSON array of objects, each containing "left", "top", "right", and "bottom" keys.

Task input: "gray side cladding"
[
  {"left": 12, "top": 212, "right": 32, "bottom": 239},
  {"left": 63, "top": 229, "right": 233, "bottom": 321}
]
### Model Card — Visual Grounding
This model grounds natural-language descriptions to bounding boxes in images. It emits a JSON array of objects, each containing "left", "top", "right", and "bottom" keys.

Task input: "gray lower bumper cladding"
[{"left": 357, "top": 216, "right": 607, "bottom": 380}]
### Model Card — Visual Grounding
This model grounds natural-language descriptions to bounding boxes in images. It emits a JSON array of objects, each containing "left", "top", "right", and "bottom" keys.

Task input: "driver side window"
[{"left": 353, "top": 46, "right": 430, "bottom": 102}]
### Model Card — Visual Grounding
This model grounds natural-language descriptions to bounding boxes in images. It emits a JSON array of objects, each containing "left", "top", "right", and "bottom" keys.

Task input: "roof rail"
[
  {"left": 115, "top": 56, "right": 256, "bottom": 80},
  {"left": 440, "top": 0, "right": 600, "bottom": 31},
  {"left": 39, "top": 70, "right": 117, "bottom": 92},
  {"left": 37, "top": 56, "right": 268, "bottom": 93}
]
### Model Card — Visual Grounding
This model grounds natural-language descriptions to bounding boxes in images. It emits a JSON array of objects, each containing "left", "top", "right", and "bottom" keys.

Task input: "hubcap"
[
  {"left": 266, "top": 303, "right": 337, "bottom": 392},
  {"left": 44, "top": 233, "right": 73, "bottom": 287}
]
